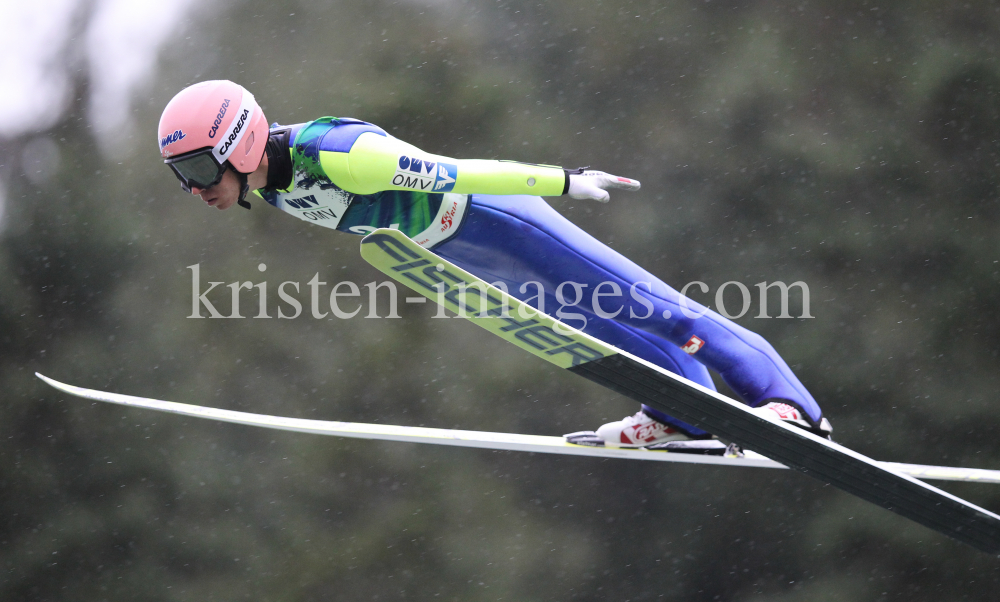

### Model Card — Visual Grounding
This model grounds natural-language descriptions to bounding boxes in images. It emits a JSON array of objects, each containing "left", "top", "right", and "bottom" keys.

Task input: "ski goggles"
[{"left": 164, "top": 147, "right": 227, "bottom": 192}]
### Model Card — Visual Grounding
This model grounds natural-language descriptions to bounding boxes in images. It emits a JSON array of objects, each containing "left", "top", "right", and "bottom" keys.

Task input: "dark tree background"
[{"left": 2, "top": 0, "right": 1000, "bottom": 600}]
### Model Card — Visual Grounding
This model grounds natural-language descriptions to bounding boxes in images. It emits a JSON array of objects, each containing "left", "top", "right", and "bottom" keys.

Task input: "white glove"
[{"left": 566, "top": 168, "right": 641, "bottom": 203}]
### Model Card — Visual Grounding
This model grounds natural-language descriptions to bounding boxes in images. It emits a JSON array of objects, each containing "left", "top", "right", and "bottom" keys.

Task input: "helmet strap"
[{"left": 234, "top": 168, "right": 251, "bottom": 210}]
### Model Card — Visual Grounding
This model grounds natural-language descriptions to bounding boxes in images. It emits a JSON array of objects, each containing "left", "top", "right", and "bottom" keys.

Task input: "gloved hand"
[{"left": 566, "top": 168, "right": 641, "bottom": 203}]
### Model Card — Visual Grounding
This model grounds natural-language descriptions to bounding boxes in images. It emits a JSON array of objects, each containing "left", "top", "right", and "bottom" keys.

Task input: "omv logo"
[
  {"left": 393, "top": 155, "right": 458, "bottom": 193},
  {"left": 285, "top": 194, "right": 318, "bottom": 209},
  {"left": 433, "top": 163, "right": 457, "bottom": 192},
  {"left": 398, "top": 155, "right": 435, "bottom": 175}
]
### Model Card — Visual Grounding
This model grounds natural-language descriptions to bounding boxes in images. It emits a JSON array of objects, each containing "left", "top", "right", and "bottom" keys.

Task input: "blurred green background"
[{"left": 2, "top": 0, "right": 1000, "bottom": 599}]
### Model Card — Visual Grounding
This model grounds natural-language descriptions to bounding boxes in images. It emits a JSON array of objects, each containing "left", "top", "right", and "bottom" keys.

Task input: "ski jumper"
[{"left": 255, "top": 118, "right": 824, "bottom": 432}]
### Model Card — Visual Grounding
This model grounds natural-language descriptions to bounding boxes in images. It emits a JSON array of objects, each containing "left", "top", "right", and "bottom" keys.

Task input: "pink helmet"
[
  {"left": 158, "top": 81, "right": 269, "bottom": 208},
  {"left": 158, "top": 80, "right": 268, "bottom": 172}
]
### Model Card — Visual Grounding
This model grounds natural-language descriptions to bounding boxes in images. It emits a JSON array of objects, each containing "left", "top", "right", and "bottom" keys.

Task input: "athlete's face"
[{"left": 190, "top": 167, "right": 241, "bottom": 210}]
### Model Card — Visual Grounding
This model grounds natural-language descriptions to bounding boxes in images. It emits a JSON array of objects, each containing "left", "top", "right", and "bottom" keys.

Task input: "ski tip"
[{"left": 35, "top": 373, "right": 67, "bottom": 392}]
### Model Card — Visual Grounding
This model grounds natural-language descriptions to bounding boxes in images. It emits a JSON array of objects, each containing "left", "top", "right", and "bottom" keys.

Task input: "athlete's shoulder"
[{"left": 288, "top": 117, "right": 388, "bottom": 154}]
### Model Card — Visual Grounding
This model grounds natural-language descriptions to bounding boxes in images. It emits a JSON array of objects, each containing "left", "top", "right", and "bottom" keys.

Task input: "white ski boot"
[
  {"left": 753, "top": 401, "right": 833, "bottom": 439},
  {"left": 565, "top": 409, "right": 701, "bottom": 448}
]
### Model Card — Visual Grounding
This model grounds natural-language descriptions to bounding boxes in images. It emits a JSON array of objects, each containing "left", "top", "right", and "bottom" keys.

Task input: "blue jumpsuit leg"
[{"left": 434, "top": 195, "right": 823, "bottom": 426}]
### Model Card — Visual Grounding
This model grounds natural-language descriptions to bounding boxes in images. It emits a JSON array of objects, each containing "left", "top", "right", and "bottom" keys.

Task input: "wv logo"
[{"left": 286, "top": 194, "right": 318, "bottom": 209}]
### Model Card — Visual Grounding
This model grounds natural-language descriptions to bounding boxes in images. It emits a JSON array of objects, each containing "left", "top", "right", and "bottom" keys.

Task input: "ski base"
[{"left": 35, "top": 373, "right": 1000, "bottom": 483}]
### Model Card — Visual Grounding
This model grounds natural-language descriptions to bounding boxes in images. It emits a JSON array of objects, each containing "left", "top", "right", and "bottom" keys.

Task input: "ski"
[
  {"left": 359, "top": 228, "right": 1000, "bottom": 554},
  {"left": 35, "top": 372, "right": 1000, "bottom": 483}
]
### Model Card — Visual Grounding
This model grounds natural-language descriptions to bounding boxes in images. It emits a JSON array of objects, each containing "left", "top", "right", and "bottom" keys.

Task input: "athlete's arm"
[{"left": 318, "top": 131, "right": 638, "bottom": 200}]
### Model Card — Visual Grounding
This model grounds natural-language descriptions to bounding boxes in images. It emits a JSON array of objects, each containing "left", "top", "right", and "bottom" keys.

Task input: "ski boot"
[
  {"left": 752, "top": 401, "right": 833, "bottom": 439},
  {"left": 565, "top": 409, "right": 710, "bottom": 448}
]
